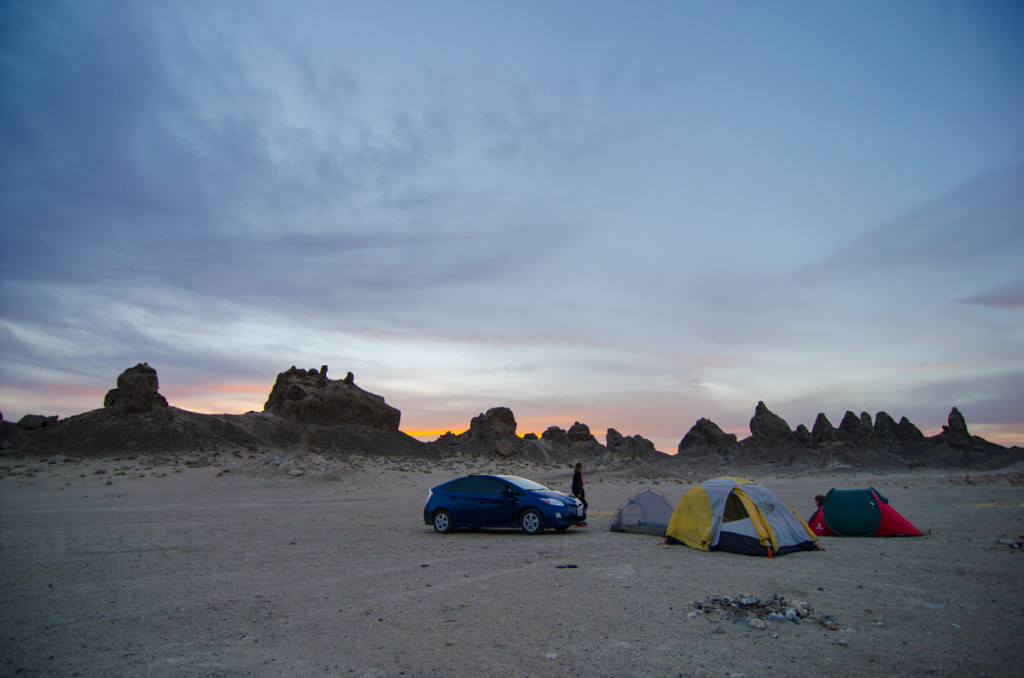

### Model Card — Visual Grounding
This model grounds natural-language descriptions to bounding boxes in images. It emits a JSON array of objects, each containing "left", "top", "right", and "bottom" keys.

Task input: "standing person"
[{"left": 572, "top": 462, "right": 588, "bottom": 526}]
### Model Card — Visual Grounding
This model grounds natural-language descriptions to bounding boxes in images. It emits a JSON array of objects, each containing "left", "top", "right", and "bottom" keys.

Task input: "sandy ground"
[{"left": 1, "top": 454, "right": 1023, "bottom": 678}]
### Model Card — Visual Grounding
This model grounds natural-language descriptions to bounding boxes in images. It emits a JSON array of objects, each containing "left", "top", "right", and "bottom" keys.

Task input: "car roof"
[{"left": 433, "top": 474, "right": 548, "bottom": 490}]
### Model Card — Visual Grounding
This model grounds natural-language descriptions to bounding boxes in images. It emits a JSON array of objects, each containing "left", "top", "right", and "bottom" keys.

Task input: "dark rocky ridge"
[
  {"left": 676, "top": 401, "right": 1019, "bottom": 471},
  {"left": 428, "top": 407, "right": 666, "bottom": 469},
  {"left": 1, "top": 365, "right": 1020, "bottom": 472},
  {"left": 1, "top": 365, "right": 426, "bottom": 460}
]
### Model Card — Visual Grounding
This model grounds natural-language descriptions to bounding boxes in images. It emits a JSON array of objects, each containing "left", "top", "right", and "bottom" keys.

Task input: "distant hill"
[{"left": 2, "top": 364, "right": 1019, "bottom": 473}]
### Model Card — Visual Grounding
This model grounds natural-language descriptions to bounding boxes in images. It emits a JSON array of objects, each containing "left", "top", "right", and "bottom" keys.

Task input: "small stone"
[
  {"left": 749, "top": 619, "right": 766, "bottom": 630},
  {"left": 838, "top": 639, "right": 848, "bottom": 647}
]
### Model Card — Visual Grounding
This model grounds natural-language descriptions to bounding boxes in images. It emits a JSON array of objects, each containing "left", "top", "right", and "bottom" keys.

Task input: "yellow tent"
[{"left": 666, "top": 477, "right": 818, "bottom": 557}]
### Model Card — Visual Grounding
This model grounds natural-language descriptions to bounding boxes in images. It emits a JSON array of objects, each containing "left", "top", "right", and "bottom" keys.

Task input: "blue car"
[{"left": 423, "top": 474, "right": 586, "bottom": 535}]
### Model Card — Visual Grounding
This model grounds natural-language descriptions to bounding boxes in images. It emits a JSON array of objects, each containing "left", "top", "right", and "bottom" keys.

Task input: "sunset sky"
[{"left": 2, "top": 1, "right": 1022, "bottom": 451}]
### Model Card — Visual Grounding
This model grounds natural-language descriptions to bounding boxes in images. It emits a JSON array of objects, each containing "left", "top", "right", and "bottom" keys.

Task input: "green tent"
[{"left": 808, "top": 487, "right": 922, "bottom": 537}]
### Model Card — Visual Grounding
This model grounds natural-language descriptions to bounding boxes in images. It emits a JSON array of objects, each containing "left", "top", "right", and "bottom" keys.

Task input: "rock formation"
[
  {"left": 811, "top": 413, "right": 835, "bottom": 445},
  {"left": 837, "top": 411, "right": 861, "bottom": 440},
  {"left": 748, "top": 402, "right": 794, "bottom": 445},
  {"left": 103, "top": 363, "right": 169, "bottom": 414},
  {"left": 567, "top": 421, "right": 597, "bottom": 444},
  {"left": 541, "top": 426, "right": 570, "bottom": 445},
  {"left": 605, "top": 428, "right": 658, "bottom": 460},
  {"left": 464, "top": 407, "right": 518, "bottom": 442},
  {"left": 794, "top": 424, "right": 812, "bottom": 446},
  {"left": 938, "top": 406, "right": 971, "bottom": 447},
  {"left": 872, "top": 411, "right": 925, "bottom": 442},
  {"left": 678, "top": 418, "right": 738, "bottom": 451},
  {"left": 857, "top": 412, "right": 876, "bottom": 441},
  {"left": 2, "top": 360, "right": 1018, "bottom": 472},
  {"left": 873, "top": 411, "right": 899, "bottom": 439},
  {"left": 897, "top": 416, "right": 924, "bottom": 441},
  {"left": 263, "top": 366, "right": 400, "bottom": 430},
  {"left": 17, "top": 414, "right": 59, "bottom": 430}
]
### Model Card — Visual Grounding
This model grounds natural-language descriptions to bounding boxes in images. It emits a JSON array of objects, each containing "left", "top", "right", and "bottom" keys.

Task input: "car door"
[
  {"left": 445, "top": 478, "right": 481, "bottom": 526},
  {"left": 473, "top": 477, "right": 517, "bottom": 527}
]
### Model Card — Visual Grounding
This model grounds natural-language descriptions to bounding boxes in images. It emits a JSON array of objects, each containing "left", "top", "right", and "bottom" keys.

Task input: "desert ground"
[{"left": 2, "top": 453, "right": 1022, "bottom": 677}]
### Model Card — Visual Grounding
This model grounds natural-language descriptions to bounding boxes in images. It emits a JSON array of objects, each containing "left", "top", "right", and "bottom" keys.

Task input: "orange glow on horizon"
[
  {"left": 167, "top": 381, "right": 268, "bottom": 396},
  {"left": 404, "top": 429, "right": 467, "bottom": 438}
]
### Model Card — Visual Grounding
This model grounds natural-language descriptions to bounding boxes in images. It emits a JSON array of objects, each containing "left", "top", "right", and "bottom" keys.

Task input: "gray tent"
[{"left": 609, "top": 488, "right": 674, "bottom": 535}]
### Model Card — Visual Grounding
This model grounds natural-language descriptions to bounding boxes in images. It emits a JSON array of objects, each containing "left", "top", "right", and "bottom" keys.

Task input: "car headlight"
[{"left": 540, "top": 498, "right": 564, "bottom": 507}]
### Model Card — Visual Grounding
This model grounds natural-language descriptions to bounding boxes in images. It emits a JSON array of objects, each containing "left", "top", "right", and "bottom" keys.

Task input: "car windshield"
[{"left": 498, "top": 476, "right": 550, "bottom": 491}]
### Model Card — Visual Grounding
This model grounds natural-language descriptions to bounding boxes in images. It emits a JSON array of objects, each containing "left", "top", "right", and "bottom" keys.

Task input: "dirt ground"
[{"left": 2, "top": 455, "right": 1022, "bottom": 677}]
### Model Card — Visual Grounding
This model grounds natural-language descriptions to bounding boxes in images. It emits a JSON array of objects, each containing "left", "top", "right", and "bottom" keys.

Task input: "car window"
[
  {"left": 447, "top": 478, "right": 474, "bottom": 493},
  {"left": 502, "top": 476, "right": 549, "bottom": 491},
  {"left": 474, "top": 477, "right": 508, "bottom": 495}
]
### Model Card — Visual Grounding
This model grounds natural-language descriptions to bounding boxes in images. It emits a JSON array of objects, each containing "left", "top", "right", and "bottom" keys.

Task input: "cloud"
[
  {"left": 1, "top": 2, "right": 1022, "bottom": 450},
  {"left": 959, "top": 279, "right": 1024, "bottom": 308}
]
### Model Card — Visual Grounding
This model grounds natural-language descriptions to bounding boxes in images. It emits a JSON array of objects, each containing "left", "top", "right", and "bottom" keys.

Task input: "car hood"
[{"left": 533, "top": 489, "right": 580, "bottom": 505}]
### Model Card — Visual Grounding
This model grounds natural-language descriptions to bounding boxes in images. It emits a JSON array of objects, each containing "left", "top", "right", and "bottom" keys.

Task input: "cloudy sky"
[{"left": 2, "top": 1, "right": 1023, "bottom": 451}]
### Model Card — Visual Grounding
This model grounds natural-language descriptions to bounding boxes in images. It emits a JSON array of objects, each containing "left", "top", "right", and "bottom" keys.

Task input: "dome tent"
[
  {"left": 609, "top": 488, "right": 674, "bottom": 535},
  {"left": 666, "top": 477, "right": 819, "bottom": 557},
  {"left": 808, "top": 487, "right": 922, "bottom": 537}
]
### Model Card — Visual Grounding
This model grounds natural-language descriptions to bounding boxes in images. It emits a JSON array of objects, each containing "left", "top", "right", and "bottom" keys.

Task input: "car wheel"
[
  {"left": 520, "top": 508, "right": 543, "bottom": 535},
  {"left": 433, "top": 509, "right": 453, "bottom": 534}
]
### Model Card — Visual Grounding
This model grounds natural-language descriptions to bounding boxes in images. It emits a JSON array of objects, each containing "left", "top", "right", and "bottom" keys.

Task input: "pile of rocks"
[
  {"left": 687, "top": 593, "right": 839, "bottom": 630},
  {"left": 998, "top": 537, "right": 1024, "bottom": 551}
]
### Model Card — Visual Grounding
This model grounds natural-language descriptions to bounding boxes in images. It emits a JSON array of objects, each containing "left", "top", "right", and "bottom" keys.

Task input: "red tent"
[{"left": 808, "top": 487, "right": 921, "bottom": 537}]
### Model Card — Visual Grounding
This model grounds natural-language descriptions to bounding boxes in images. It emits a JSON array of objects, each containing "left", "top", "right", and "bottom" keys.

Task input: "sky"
[{"left": 2, "top": 1, "right": 1023, "bottom": 452}]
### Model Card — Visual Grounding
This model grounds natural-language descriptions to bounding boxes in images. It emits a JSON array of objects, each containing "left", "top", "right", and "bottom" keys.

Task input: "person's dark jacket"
[{"left": 572, "top": 469, "right": 584, "bottom": 496}]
